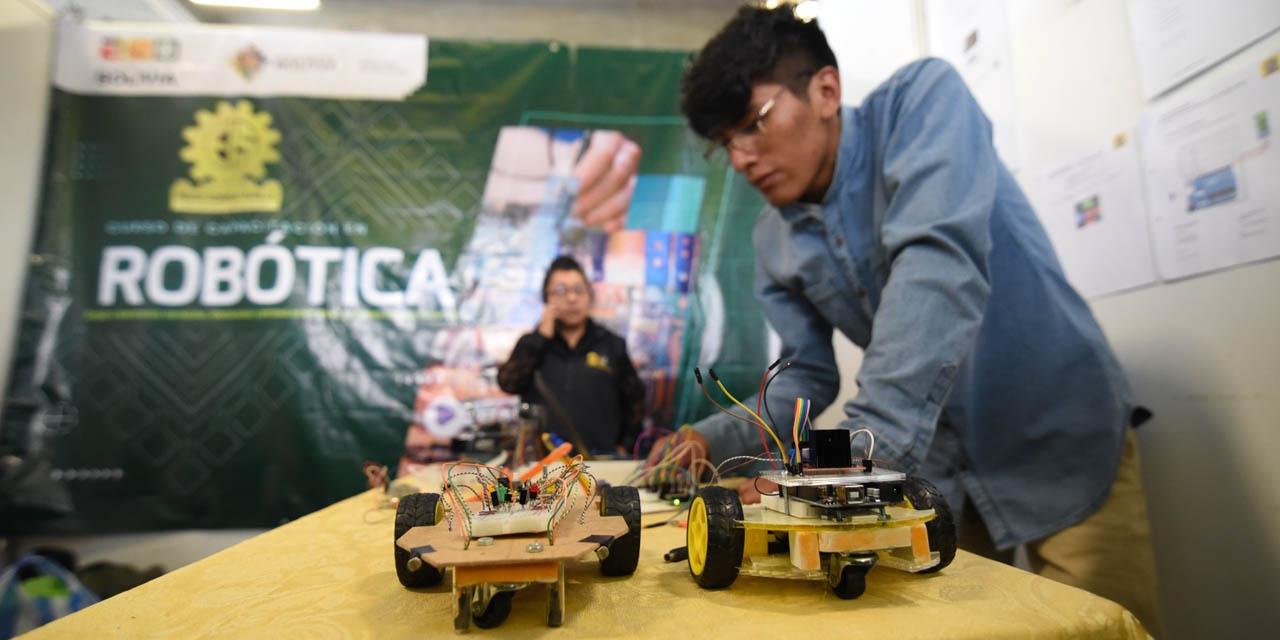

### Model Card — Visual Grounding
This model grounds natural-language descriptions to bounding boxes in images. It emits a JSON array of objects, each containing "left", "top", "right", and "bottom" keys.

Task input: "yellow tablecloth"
[{"left": 23, "top": 488, "right": 1148, "bottom": 639}]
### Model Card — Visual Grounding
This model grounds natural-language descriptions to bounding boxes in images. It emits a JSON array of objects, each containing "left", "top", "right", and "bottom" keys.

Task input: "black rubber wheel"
[
  {"left": 394, "top": 492, "right": 444, "bottom": 587},
  {"left": 687, "top": 486, "right": 744, "bottom": 589},
  {"left": 831, "top": 563, "right": 871, "bottom": 600},
  {"left": 903, "top": 476, "right": 956, "bottom": 573},
  {"left": 472, "top": 591, "right": 514, "bottom": 629},
  {"left": 599, "top": 485, "right": 642, "bottom": 576}
]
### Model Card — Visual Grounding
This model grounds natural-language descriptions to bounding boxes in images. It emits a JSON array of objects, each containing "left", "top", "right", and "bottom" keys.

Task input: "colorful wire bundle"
[
  {"left": 791, "top": 397, "right": 811, "bottom": 466},
  {"left": 754, "top": 360, "right": 782, "bottom": 466},
  {"left": 760, "top": 361, "right": 794, "bottom": 440},
  {"left": 625, "top": 426, "right": 713, "bottom": 493},
  {"left": 707, "top": 369, "right": 788, "bottom": 461},
  {"left": 538, "top": 456, "right": 596, "bottom": 544},
  {"left": 693, "top": 368, "right": 769, "bottom": 463},
  {"left": 440, "top": 461, "right": 500, "bottom": 546},
  {"left": 439, "top": 457, "right": 596, "bottom": 549}
]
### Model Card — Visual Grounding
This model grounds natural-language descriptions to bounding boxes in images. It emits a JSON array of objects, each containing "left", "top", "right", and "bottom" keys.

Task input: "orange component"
[
  {"left": 789, "top": 531, "right": 821, "bottom": 572},
  {"left": 453, "top": 561, "right": 561, "bottom": 587},
  {"left": 817, "top": 527, "right": 913, "bottom": 553},
  {"left": 518, "top": 442, "right": 574, "bottom": 482},
  {"left": 910, "top": 523, "right": 932, "bottom": 564}
]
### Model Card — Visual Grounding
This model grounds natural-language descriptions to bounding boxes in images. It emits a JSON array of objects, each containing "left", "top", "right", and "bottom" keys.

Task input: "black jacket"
[{"left": 497, "top": 319, "right": 645, "bottom": 453}]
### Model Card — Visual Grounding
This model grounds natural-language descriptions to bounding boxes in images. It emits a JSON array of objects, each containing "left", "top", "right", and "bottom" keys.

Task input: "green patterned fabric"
[{"left": 2, "top": 40, "right": 769, "bottom": 531}]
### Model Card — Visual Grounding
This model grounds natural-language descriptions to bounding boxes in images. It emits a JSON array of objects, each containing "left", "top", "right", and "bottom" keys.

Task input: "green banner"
[{"left": 2, "top": 37, "right": 769, "bottom": 532}]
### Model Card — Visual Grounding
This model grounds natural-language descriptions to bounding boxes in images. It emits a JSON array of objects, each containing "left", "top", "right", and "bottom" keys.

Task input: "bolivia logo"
[
  {"left": 169, "top": 100, "right": 283, "bottom": 214},
  {"left": 232, "top": 45, "right": 266, "bottom": 80}
]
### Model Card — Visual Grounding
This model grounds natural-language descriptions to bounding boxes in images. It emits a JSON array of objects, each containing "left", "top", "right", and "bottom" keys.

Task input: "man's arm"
[
  {"left": 692, "top": 240, "right": 841, "bottom": 466},
  {"left": 496, "top": 332, "right": 550, "bottom": 395},
  {"left": 840, "top": 59, "right": 998, "bottom": 472}
]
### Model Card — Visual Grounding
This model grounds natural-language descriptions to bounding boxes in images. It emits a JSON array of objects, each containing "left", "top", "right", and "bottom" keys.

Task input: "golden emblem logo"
[
  {"left": 585, "top": 351, "right": 611, "bottom": 373},
  {"left": 169, "top": 100, "right": 283, "bottom": 214}
]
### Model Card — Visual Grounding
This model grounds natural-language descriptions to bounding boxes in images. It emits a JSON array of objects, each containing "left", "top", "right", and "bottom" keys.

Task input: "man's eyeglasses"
[
  {"left": 547, "top": 284, "right": 590, "bottom": 298},
  {"left": 703, "top": 86, "right": 788, "bottom": 163}
]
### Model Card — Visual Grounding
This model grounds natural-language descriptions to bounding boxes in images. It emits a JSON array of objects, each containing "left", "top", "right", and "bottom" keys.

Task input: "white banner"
[{"left": 54, "top": 21, "right": 427, "bottom": 100}]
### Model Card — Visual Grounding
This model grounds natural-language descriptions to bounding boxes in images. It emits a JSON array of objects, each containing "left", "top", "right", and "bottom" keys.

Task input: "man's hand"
[
  {"left": 644, "top": 429, "right": 710, "bottom": 481},
  {"left": 536, "top": 303, "right": 558, "bottom": 339},
  {"left": 572, "top": 131, "right": 641, "bottom": 233},
  {"left": 736, "top": 478, "right": 778, "bottom": 505}
]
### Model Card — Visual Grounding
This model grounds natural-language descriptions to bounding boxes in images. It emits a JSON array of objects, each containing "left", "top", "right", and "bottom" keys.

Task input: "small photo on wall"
[{"left": 1074, "top": 195, "right": 1102, "bottom": 229}]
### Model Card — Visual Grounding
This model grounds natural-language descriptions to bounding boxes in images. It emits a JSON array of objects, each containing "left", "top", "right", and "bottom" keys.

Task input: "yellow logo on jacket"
[
  {"left": 169, "top": 100, "right": 283, "bottom": 214},
  {"left": 585, "top": 351, "right": 611, "bottom": 373}
]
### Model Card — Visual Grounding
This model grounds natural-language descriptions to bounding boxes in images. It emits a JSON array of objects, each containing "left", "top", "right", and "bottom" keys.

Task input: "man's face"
[
  {"left": 718, "top": 69, "right": 840, "bottom": 207},
  {"left": 544, "top": 269, "right": 592, "bottom": 326}
]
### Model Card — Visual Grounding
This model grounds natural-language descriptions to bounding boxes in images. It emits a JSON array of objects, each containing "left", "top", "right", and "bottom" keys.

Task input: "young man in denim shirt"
[{"left": 653, "top": 4, "right": 1163, "bottom": 633}]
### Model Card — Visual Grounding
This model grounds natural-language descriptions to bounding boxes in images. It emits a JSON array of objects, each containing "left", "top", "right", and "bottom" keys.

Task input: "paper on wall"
[
  {"left": 1138, "top": 62, "right": 1280, "bottom": 280},
  {"left": 1126, "top": 0, "right": 1280, "bottom": 100},
  {"left": 1037, "top": 131, "right": 1158, "bottom": 298}
]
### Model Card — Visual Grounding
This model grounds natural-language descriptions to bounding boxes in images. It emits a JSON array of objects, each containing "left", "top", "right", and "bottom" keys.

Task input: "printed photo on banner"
[{"left": 399, "top": 126, "right": 703, "bottom": 473}]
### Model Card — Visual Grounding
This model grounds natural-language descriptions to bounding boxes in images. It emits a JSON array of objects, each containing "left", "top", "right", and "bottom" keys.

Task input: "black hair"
[
  {"left": 680, "top": 4, "right": 838, "bottom": 140},
  {"left": 541, "top": 255, "right": 590, "bottom": 302}
]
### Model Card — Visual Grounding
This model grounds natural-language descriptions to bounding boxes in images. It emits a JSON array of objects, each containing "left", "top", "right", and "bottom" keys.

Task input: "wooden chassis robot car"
[{"left": 393, "top": 461, "right": 641, "bottom": 631}]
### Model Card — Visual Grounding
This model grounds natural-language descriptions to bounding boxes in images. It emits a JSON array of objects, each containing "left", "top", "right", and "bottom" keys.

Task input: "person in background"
[
  {"left": 640, "top": 4, "right": 1163, "bottom": 634},
  {"left": 497, "top": 256, "right": 646, "bottom": 455}
]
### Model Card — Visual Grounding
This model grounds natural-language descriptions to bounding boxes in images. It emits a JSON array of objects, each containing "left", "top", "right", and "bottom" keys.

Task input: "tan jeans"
[{"left": 959, "top": 430, "right": 1165, "bottom": 638}]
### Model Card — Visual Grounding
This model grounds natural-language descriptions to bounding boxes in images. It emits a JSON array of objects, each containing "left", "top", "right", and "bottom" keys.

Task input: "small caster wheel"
[
  {"left": 831, "top": 563, "right": 871, "bottom": 600},
  {"left": 473, "top": 590, "right": 514, "bottom": 629}
]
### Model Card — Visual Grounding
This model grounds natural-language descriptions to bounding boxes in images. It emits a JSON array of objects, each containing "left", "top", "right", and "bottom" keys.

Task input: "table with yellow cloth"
[{"left": 22, "top": 487, "right": 1148, "bottom": 639}]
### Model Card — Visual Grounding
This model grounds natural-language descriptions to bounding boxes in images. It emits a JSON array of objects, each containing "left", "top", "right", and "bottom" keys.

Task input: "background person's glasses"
[{"left": 547, "top": 284, "right": 590, "bottom": 298}]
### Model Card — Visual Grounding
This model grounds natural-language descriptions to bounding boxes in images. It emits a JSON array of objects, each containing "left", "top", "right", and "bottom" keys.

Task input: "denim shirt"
[{"left": 693, "top": 58, "right": 1134, "bottom": 549}]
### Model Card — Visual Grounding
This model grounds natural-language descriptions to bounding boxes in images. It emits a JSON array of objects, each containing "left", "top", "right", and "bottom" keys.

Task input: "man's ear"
[{"left": 810, "top": 65, "right": 842, "bottom": 119}]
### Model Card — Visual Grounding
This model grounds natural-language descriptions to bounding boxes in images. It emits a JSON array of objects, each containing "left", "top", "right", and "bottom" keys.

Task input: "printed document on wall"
[
  {"left": 1127, "top": 0, "right": 1280, "bottom": 99},
  {"left": 925, "top": 0, "right": 1021, "bottom": 171},
  {"left": 1038, "top": 132, "right": 1157, "bottom": 298},
  {"left": 1139, "top": 62, "right": 1280, "bottom": 280}
]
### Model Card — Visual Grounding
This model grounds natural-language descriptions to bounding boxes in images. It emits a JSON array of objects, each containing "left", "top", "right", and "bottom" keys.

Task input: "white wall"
[
  {"left": 816, "top": 2, "right": 1280, "bottom": 638},
  {"left": 0, "top": 0, "right": 53, "bottom": 407},
  {"left": 1012, "top": 3, "right": 1280, "bottom": 638}
]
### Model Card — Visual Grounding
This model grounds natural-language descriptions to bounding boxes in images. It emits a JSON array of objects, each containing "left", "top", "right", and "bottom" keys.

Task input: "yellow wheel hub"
[{"left": 687, "top": 495, "right": 709, "bottom": 576}]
